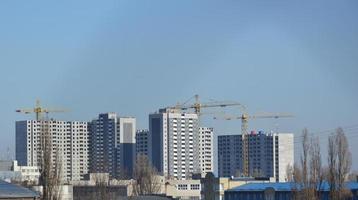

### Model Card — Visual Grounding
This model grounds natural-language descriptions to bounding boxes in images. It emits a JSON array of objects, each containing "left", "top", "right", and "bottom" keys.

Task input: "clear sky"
[{"left": 0, "top": 1, "right": 357, "bottom": 170}]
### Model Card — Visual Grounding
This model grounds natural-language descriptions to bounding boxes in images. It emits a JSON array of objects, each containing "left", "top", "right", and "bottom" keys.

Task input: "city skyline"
[{"left": 0, "top": 0, "right": 357, "bottom": 171}]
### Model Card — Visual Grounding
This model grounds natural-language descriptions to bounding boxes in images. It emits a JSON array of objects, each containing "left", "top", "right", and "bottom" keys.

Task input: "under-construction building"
[
  {"left": 218, "top": 132, "right": 293, "bottom": 182},
  {"left": 16, "top": 120, "right": 89, "bottom": 182}
]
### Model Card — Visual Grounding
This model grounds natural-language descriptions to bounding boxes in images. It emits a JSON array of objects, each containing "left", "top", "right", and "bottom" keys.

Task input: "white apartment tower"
[
  {"left": 218, "top": 132, "right": 294, "bottom": 182},
  {"left": 149, "top": 108, "right": 200, "bottom": 180},
  {"left": 16, "top": 120, "right": 89, "bottom": 181},
  {"left": 199, "top": 127, "right": 214, "bottom": 177}
]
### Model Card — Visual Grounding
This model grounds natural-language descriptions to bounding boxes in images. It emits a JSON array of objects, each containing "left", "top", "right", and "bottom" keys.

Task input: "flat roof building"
[
  {"left": 218, "top": 132, "right": 294, "bottom": 182},
  {"left": 149, "top": 108, "right": 200, "bottom": 180},
  {"left": 89, "top": 113, "right": 136, "bottom": 179},
  {"left": 0, "top": 180, "right": 39, "bottom": 199},
  {"left": 224, "top": 181, "right": 358, "bottom": 200},
  {"left": 16, "top": 120, "right": 89, "bottom": 182}
]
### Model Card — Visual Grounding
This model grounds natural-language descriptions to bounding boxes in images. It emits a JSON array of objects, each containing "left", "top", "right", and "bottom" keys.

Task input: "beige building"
[
  {"left": 201, "top": 173, "right": 275, "bottom": 200},
  {"left": 164, "top": 179, "right": 201, "bottom": 200}
]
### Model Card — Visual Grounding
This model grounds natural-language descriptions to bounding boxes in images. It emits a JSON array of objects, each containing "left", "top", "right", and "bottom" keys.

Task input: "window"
[
  {"left": 190, "top": 184, "right": 200, "bottom": 190},
  {"left": 177, "top": 184, "right": 188, "bottom": 190}
]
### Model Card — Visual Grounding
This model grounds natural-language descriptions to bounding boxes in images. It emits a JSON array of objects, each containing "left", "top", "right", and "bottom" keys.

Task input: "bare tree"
[
  {"left": 291, "top": 163, "right": 302, "bottom": 200},
  {"left": 328, "top": 131, "right": 337, "bottom": 199},
  {"left": 348, "top": 170, "right": 358, "bottom": 182},
  {"left": 309, "top": 136, "right": 323, "bottom": 200},
  {"left": 234, "top": 169, "right": 242, "bottom": 177},
  {"left": 252, "top": 168, "right": 264, "bottom": 178},
  {"left": 285, "top": 164, "right": 294, "bottom": 182},
  {"left": 93, "top": 173, "right": 111, "bottom": 200},
  {"left": 327, "top": 128, "right": 352, "bottom": 200},
  {"left": 299, "top": 128, "right": 313, "bottom": 200},
  {"left": 132, "top": 154, "right": 161, "bottom": 196},
  {"left": 293, "top": 129, "right": 323, "bottom": 200},
  {"left": 39, "top": 120, "right": 62, "bottom": 200}
]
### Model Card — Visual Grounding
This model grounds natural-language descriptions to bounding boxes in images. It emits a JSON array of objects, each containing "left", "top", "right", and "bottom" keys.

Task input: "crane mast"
[{"left": 215, "top": 112, "right": 293, "bottom": 177}]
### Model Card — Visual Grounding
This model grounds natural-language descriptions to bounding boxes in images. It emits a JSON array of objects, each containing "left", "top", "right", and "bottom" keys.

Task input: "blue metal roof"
[
  {"left": 227, "top": 182, "right": 295, "bottom": 192},
  {"left": 227, "top": 182, "right": 358, "bottom": 192},
  {"left": 0, "top": 180, "right": 39, "bottom": 198}
]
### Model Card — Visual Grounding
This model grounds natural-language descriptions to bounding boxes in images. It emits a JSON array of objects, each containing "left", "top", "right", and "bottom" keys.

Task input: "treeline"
[{"left": 287, "top": 127, "right": 353, "bottom": 200}]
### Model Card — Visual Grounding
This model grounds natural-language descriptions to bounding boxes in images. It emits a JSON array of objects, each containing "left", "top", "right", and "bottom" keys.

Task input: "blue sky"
[{"left": 0, "top": 0, "right": 357, "bottom": 170}]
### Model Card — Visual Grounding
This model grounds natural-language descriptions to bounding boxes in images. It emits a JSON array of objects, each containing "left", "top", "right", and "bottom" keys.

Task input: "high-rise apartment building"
[
  {"left": 136, "top": 129, "right": 149, "bottom": 157},
  {"left": 89, "top": 113, "right": 136, "bottom": 178},
  {"left": 199, "top": 127, "right": 214, "bottom": 177},
  {"left": 16, "top": 120, "right": 89, "bottom": 181},
  {"left": 148, "top": 108, "right": 200, "bottom": 180},
  {"left": 218, "top": 132, "right": 294, "bottom": 182}
]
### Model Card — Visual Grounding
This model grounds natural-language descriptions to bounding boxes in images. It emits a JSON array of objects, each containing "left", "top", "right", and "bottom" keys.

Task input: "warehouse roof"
[
  {"left": 0, "top": 180, "right": 39, "bottom": 198},
  {"left": 227, "top": 181, "right": 358, "bottom": 192}
]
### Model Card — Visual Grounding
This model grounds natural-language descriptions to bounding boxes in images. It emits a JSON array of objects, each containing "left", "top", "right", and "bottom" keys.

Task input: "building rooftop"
[
  {"left": 227, "top": 181, "right": 358, "bottom": 192},
  {"left": 0, "top": 180, "right": 39, "bottom": 198},
  {"left": 121, "top": 196, "right": 174, "bottom": 200}
]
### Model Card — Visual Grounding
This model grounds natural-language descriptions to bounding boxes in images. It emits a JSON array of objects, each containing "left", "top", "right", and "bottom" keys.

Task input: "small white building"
[{"left": 13, "top": 160, "right": 40, "bottom": 184}]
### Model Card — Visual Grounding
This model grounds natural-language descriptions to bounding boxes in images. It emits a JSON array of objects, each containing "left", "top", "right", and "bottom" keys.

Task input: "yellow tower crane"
[
  {"left": 167, "top": 94, "right": 245, "bottom": 116},
  {"left": 214, "top": 112, "right": 294, "bottom": 177},
  {"left": 16, "top": 99, "right": 68, "bottom": 121}
]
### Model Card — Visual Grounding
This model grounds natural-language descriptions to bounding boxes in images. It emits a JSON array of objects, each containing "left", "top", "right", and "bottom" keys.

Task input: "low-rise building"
[
  {"left": 72, "top": 173, "right": 133, "bottom": 200},
  {"left": 32, "top": 185, "right": 73, "bottom": 200},
  {"left": 164, "top": 179, "right": 201, "bottom": 200},
  {"left": 224, "top": 181, "right": 358, "bottom": 200},
  {"left": 13, "top": 161, "right": 40, "bottom": 184},
  {"left": 200, "top": 172, "right": 275, "bottom": 200},
  {"left": 0, "top": 180, "right": 39, "bottom": 200},
  {"left": 0, "top": 160, "right": 39, "bottom": 184}
]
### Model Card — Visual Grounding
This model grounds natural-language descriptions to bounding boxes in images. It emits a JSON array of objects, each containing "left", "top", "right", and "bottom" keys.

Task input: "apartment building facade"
[
  {"left": 218, "top": 132, "right": 294, "bottom": 182},
  {"left": 199, "top": 127, "right": 214, "bottom": 177},
  {"left": 135, "top": 129, "right": 149, "bottom": 157},
  {"left": 15, "top": 120, "right": 89, "bottom": 181},
  {"left": 148, "top": 108, "right": 201, "bottom": 180},
  {"left": 89, "top": 113, "right": 136, "bottom": 178}
]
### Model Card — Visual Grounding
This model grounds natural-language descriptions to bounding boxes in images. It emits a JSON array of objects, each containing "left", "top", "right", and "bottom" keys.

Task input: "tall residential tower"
[
  {"left": 218, "top": 132, "right": 294, "bottom": 182},
  {"left": 16, "top": 120, "right": 89, "bottom": 181},
  {"left": 136, "top": 129, "right": 149, "bottom": 157},
  {"left": 89, "top": 113, "right": 136, "bottom": 179},
  {"left": 148, "top": 108, "right": 200, "bottom": 180},
  {"left": 199, "top": 127, "right": 214, "bottom": 177}
]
